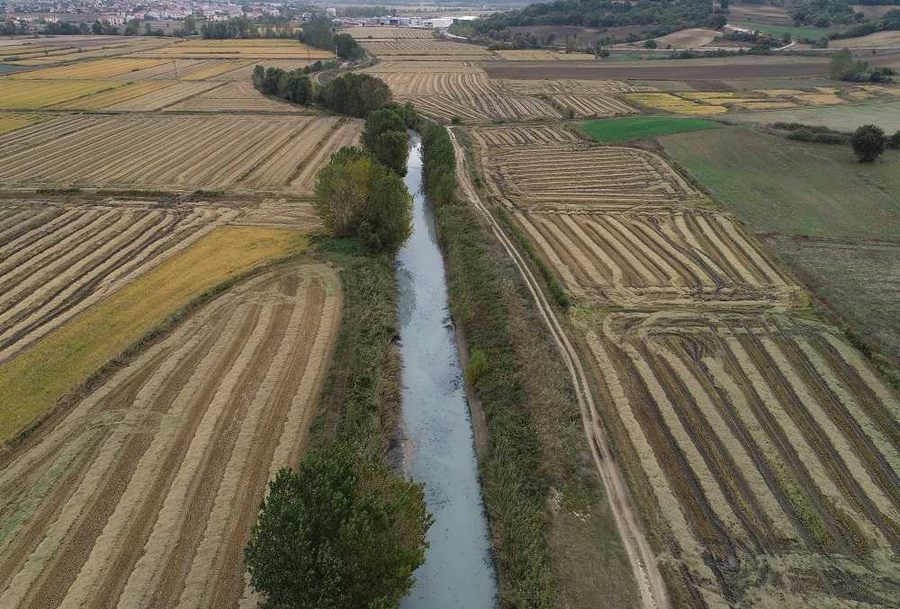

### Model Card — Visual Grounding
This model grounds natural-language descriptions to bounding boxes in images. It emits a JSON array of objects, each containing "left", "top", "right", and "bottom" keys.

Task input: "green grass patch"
[
  {"left": 732, "top": 22, "right": 828, "bottom": 41},
  {"left": 580, "top": 116, "right": 720, "bottom": 143}
]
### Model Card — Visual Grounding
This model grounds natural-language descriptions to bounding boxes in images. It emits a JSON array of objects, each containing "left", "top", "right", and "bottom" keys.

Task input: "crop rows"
[
  {"left": 587, "top": 312, "right": 900, "bottom": 607},
  {"left": 52, "top": 81, "right": 173, "bottom": 110},
  {"left": 551, "top": 94, "right": 636, "bottom": 118},
  {"left": 12, "top": 58, "right": 169, "bottom": 80},
  {"left": 0, "top": 202, "right": 229, "bottom": 362},
  {"left": 0, "top": 80, "right": 119, "bottom": 109},
  {"left": 0, "top": 114, "right": 42, "bottom": 136},
  {"left": 108, "top": 59, "right": 251, "bottom": 81},
  {"left": 470, "top": 125, "right": 579, "bottom": 148},
  {"left": 514, "top": 209, "right": 796, "bottom": 307},
  {"left": 482, "top": 142, "right": 695, "bottom": 208},
  {"left": 211, "top": 60, "right": 317, "bottom": 82},
  {"left": 0, "top": 263, "right": 341, "bottom": 609},
  {"left": 165, "top": 82, "right": 307, "bottom": 113},
  {"left": 0, "top": 114, "right": 360, "bottom": 192},
  {"left": 500, "top": 79, "right": 647, "bottom": 95},
  {"left": 344, "top": 26, "right": 433, "bottom": 39},
  {"left": 360, "top": 39, "right": 490, "bottom": 55}
]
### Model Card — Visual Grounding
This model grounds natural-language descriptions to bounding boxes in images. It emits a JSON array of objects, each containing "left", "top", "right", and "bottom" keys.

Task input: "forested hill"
[{"left": 471, "top": 0, "right": 724, "bottom": 34}]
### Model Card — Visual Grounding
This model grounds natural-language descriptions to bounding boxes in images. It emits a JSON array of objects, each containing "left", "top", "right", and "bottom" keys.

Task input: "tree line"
[
  {"left": 299, "top": 18, "right": 365, "bottom": 60},
  {"left": 253, "top": 65, "right": 392, "bottom": 118}
]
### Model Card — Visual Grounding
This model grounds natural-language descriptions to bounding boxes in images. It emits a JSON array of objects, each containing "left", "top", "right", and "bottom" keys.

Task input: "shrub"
[
  {"left": 465, "top": 349, "right": 489, "bottom": 386},
  {"left": 245, "top": 444, "right": 430, "bottom": 609},
  {"left": 888, "top": 130, "right": 900, "bottom": 150},
  {"left": 420, "top": 122, "right": 457, "bottom": 208},
  {"left": 850, "top": 124, "right": 887, "bottom": 162}
]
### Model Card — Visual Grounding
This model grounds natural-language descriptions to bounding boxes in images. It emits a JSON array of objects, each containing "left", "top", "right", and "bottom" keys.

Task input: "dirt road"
[{"left": 448, "top": 128, "right": 670, "bottom": 609}]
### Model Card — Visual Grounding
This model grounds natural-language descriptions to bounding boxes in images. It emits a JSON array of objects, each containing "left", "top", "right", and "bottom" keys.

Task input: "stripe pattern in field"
[
  {"left": 0, "top": 263, "right": 340, "bottom": 609},
  {"left": 0, "top": 202, "right": 230, "bottom": 362},
  {"left": 514, "top": 209, "right": 797, "bottom": 307},
  {"left": 472, "top": 124, "right": 900, "bottom": 606},
  {"left": 499, "top": 79, "right": 642, "bottom": 118},
  {"left": 0, "top": 114, "right": 361, "bottom": 192},
  {"left": 365, "top": 64, "right": 559, "bottom": 123},
  {"left": 587, "top": 312, "right": 900, "bottom": 606},
  {"left": 481, "top": 138, "right": 695, "bottom": 209}
]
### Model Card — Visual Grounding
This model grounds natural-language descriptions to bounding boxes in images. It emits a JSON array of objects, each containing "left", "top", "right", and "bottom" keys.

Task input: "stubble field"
[
  {"left": 0, "top": 114, "right": 361, "bottom": 192},
  {"left": 469, "top": 122, "right": 900, "bottom": 607},
  {"left": 0, "top": 262, "right": 341, "bottom": 609}
]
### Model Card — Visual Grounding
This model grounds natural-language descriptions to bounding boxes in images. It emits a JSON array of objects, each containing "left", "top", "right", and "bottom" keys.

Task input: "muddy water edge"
[{"left": 396, "top": 131, "right": 499, "bottom": 608}]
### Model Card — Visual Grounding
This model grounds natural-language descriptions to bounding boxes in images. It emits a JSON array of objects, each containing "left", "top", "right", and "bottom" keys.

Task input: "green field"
[
  {"left": 660, "top": 126, "right": 900, "bottom": 240},
  {"left": 732, "top": 21, "right": 829, "bottom": 41},
  {"left": 580, "top": 116, "right": 720, "bottom": 143}
]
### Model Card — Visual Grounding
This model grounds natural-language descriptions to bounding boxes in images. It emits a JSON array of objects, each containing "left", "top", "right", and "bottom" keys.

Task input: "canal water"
[{"left": 396, "top": 131, "right": 499, "bottom": 609}]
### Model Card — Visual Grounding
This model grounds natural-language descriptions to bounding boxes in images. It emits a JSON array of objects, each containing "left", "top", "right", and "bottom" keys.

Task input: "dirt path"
[{"left": 448, "top": 128, "right": 670, "bottom": 609}]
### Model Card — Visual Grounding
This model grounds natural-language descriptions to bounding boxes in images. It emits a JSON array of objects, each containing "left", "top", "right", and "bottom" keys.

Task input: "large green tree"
[
  {"left": 851, "top": 124, "right": 886, "bottom": 162},
  {"left": 245, "top": 444, "right": 430, "bottom": 609},
  {"left": 363, "top": 107, "right": 409, "bottom": 175},
  {"left": 313, "top": 147, "right": 412, "bottom": 252}
]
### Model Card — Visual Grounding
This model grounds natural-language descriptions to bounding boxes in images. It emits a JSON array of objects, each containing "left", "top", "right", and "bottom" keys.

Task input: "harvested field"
[
  {"left": 105, "top": 81, "right": 221, "bottom": 111},
  {"left": 618, "top": 28, "right": 720, "bottom": 50},
  {"left": 0, "top": 113, "right": 44, "bottom": 136},
  {"left": 210, "top": 60, "right": 316, "bottom": 82},
  {"left": 626, "top": 92, "right": 728, "bottom": 115},
  {"left": 0, "top": 225, "right": 307, "bottom": 442},
  {"left": 514, "top": 209, "right": 796, "bottom": 307},
  {"left": 369, "top": 67, "right": 559, "bottom": 122},
  {"left": 473, "top": 128, "right": 696, "bottom": 208},
  {"left": 11, "top": 58, "right": 168, "bottom": 80},
  {"left": 51, "top": 81, "right": 174, "bottom": 110},
  {"left": 470, "top": 124, "right": 579, "bottom": 148},
  {"left": 163, "top": 82, "right": 308, "bottom": 113},
  {"left": 108, "top": 59, "right": 252, "bottom": 82},
  {"left": 727, "top": 99, "right": 900, "bottom": 133},
  {"left": 483, "top": 56, "right": 831, "bottom": 81},
  {"left": 586, "top": 311, "right": 900, "bottom": 607},
  {"left": 0, "top": 114, "right": 361, "bottom": 192},
  {"left": 0, "top": 200, "right": 231, "bottom": 363},
  {"left": 832, "top": 31, "right": 900, "bottom": 49},
  {"left": 0, "top": 262, "right": 340, "bottom": 609},
  {"left": 344, "top": 25, "right": 433, "bottom": 39},
  {"left": 0, "top": 80, "right": 120, "bottom": 109},
  {"left": 360, "top": 39, "right": 491, "bottom": 56},
  {"left": 494, "top": 50, "right": 600, "bottom": 61},
  {"left": 137, "top": 39, "right": 332, "bottom": 60}
]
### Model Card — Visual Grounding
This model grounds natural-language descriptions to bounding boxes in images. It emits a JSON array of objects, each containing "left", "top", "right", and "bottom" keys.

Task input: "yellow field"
[
  {"left": 625, "top": 92, "right": 727, "bottom": 115},
  {"left": 0, "top": 80, "right": 120, "bottom": 109},
  {"left": 0, "top": 226, "right": 308, "bottom": 443},
  {"left": 11, "top": 58, "right": 168, "bottom": 80},
  {"left": 51, "top": 81, "right": 173, "bottom": 110},
  {"left": 0, "top": 113, "right": 44, "bottom": 135},
  {"left": 180, "top": 59, "right": 251, "bottom": 80},
  {"left": 143, "top": 39, "right": 333, "bottom": 59}
]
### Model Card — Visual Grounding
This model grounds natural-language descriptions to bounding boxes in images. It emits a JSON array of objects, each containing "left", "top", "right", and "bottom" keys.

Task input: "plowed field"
[
  {"left": 0, "top": 201, "right": 230, "bottom": 363},
  {"left": 0, "top": 262, "right": 341, "bottom": 609},
  {"left": 0, "top": 114, "right": 361, "bottom": 192}
]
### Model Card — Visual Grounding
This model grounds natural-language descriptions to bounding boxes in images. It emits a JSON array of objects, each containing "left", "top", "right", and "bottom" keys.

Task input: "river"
[{"left": 396, "top": 131, "right": 499, "bottom": 609}]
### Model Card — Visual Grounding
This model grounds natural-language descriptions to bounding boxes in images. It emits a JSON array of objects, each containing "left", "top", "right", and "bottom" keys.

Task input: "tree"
[
  {"left": 830, "top": 49, "right": 868, "bottom": 81},
  {"left": 245, "top": 444, "right": 430, "bottom": 609},
  {"left": 363, "top": 107, "right": 408, "bottom": 175},
  {"left": 644, "top": 39, "right": 658, "bottom": 49},
  {"left": 184, "top": 15, "right": 196, "bottom": 35},
  {"left": 313, "top": 147, "right": 412, "bottom": 252},
  {"left": 299, "top": 17, "right": 334, "bottom": 50},
  {"left": 277, "top": 72, "right": 314, "bottom": 105},
  {"left": 333, "top": 33, "right": 364, "bottom": 60},
  {"left": 319, "top": 73, "right": 391, "bottom": 118},
  {"left": 850, "top": 124, "right": 886, "bottom": 162}
]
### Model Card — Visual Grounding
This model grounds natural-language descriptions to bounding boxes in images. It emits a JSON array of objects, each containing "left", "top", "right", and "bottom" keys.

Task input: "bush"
[
  {"left": 245, "top": 443, "right": 430, "bottom": 609},
  {"left": 888, "top": 130, "right": 900, "bottom": 150},
  {"left": 314, "top": 147, "right": 412, "bottom": 252},
  {"left": 465, "top": 349, "right": 490, "bottom": 386},
  {"left": 851, "top": 124, "right": 887, "bottom": 162}
]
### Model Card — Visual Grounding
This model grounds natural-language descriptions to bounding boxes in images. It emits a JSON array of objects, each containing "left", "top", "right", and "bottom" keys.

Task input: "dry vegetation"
[
  {"left": 342, "top": 25, "right": 433, "bottom": 39},
  {"left": 469, "top": 123, "right": 900, "bottom": 607},
  {"left": 359, "top": 38, "right": 491, "bottom": 56},
  {"left": 136, "top": 38, "right": 333, "bottom": 59},
  {"left": 0, "top": 200, "right": 232, "bottom": 364},
  {"left": 472, "top": 125, "right": 695, "bottom": 208},
  {"left": 365, "top": 63, "right": 559, "bottom": 122},
  {"left": 0, "top": 114, "right": 361, "bottom": 192},
  {"left": 0, "top": 262, "right": 340, "bottom": 609}
]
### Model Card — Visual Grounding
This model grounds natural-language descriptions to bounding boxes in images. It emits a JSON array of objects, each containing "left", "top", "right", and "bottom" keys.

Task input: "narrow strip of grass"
[
  {"left": 0, "top": 226, "right": 307, "bottom": 443},
  {"left": 580, "top": 115, "right": 720, "bottom": 143},
  {"left": 308, "top": 237, "right": 401, "bottom": 463}
]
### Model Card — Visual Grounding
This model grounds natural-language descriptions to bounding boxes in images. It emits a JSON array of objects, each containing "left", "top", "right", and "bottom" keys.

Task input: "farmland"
[
  {"left": 581, "top": 116, "right": 720, "bottom": 143},
  {"left": 0, "top": 114, "right": 361, "bottom": 192},
  {"left": 472, "top": 126, "right": 696, "bottom": 208},
  {"left": 464, "top": 114, "right": 900, "bottom": 606},
  {"left": 0, "top": 262, "right": 340, "bottom": 608}
]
